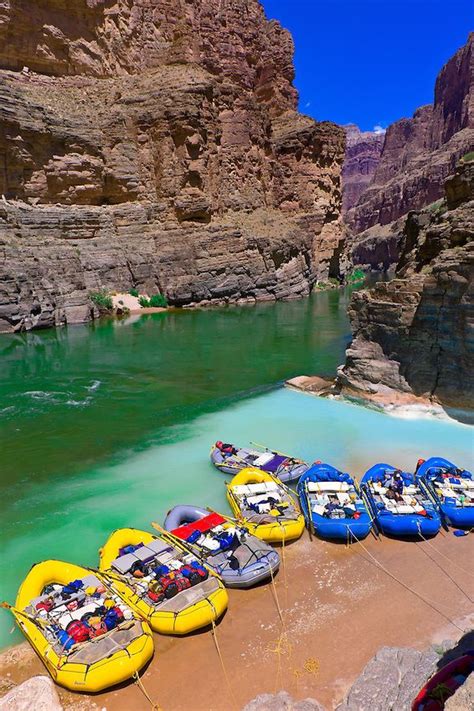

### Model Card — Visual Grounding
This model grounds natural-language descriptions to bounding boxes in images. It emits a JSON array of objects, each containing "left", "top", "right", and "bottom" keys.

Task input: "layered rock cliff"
[
  {"left": 0, "top": 0, "right": 344, "bottom": 332},
  {"left": 341, "top": 124, "right": 384, "bottom": 213},
  {"left": 345, "top": 33, "right": 473, "bottom": 269},
  {"left": 338, "top": 159, "right": 474, "bottom": 417}
]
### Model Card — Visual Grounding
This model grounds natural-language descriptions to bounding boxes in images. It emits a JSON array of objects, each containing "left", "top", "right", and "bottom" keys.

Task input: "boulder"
[
  {"left": 336, "top": 646, "right": 439, "bottom": 711},
  {"left": 0, "top": 676, "right": 63, "bottom": 711},
  {"left": 243, "top": 691, "right": 325, "bottom": 711}
]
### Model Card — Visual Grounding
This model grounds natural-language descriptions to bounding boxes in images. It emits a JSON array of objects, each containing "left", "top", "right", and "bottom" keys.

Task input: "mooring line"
[
  {"left": 211, "top": 619, "right": 238, "bottom": 711},
  {"left": 133, "top": 671, "right": 162, "bottom": 711},
  {"left": 350, "top": 532, "right": 467, "bottom": 633},
  {"left": 416, "top": 540, "right": 474, "bottom": 603}
]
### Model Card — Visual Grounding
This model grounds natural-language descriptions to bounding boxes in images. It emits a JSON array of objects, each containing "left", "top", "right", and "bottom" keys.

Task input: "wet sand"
[{"left": 1, "top": 531, "right": 473, "bottom": 710}]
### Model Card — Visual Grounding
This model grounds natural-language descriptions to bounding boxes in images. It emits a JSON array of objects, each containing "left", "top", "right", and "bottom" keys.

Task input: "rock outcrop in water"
[
  {"left": 0, "top": 0, "right": 344, "bottom": 332},
  {"left": 345, "top": 33, "right": 473, "bottom": 270},
  {"left": 338, "top": 159, "right": 474, "bottom": 417},
  {"left": 341, "top": 125, "right": 384, "bottom": 213}
]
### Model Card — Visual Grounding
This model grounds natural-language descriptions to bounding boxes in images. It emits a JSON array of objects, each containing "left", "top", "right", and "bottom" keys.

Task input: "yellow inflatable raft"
[
  {"left": 226, "top": 468, "right": 305, "bottom": 543},
  {"left": 99, "top": 528, "right": 228, "bottom": 635},
  {"left": 11, "top": 560, "right": 153, "bottom": 692}
]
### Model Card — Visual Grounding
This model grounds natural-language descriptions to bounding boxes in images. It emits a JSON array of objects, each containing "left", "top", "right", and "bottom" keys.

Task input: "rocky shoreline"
[{"left": 284, "top": 375, "right": 460, "bottom": 423}]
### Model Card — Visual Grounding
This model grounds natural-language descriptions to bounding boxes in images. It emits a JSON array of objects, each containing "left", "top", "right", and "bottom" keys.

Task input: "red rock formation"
[
  {"left": 341, "top": 125, "right": 384, "bottom": 213},
  {"left": 347, "top": 34, "right": 474, "bottom": 238},
  {"left": 0, "top": 0, "right": 344, "bottom": 332},
  {"left": 338, "top": 159, "right": 474, "bottom": 418}
]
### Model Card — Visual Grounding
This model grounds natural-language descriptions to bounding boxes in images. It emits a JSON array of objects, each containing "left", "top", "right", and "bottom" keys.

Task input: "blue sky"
[{"left": 262, "top": 0, "right": 472, "bottom": 131}]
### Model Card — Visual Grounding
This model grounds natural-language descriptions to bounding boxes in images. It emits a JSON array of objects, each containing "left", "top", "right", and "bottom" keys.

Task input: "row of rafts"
[{"left": 1, "top": 447, "right": 472, "bottom": 697}]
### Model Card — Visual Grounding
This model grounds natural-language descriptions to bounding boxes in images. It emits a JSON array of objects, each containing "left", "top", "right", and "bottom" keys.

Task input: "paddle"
[
  {"left": 1, "top": 601, "right": 51, "bottom": 631},
  {"left": 249, "top": 441, "right": 305, "bottom": 466},
  {"left": 420, "top": 477, "right": 450, "bottom": 532},
  {"left": 303, "top": 482, "right": 315, "bottom": 541},
  {"left": 358, "top": 483, "right": 382, "bottom": 540}
]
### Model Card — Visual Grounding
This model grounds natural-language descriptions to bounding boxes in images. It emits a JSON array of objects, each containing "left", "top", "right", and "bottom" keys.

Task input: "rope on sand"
[
  {"left": 281, "top": 533, "right": 289, "bottom": 610},
  {"left": 417, "top": 530, "right": 474, "bottom": 580},
  {"left": 211, "top": 619, "right": 238, "bottom": 711},
  {"left": 415, "top": 539, "right": 474, "bottom": 604},
  {"left": 269, "top": 560, "right": 284, "bottom": 624},
  {"left": 350, "top": 531, "right": 467, "bottom": 634},
  {"left": 133, "top": 671, "right": 162, "bottom": 711}
]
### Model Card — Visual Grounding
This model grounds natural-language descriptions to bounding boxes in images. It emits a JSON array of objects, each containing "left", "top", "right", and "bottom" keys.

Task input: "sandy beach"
[{"left": 1, "top": 529, "right": 473, "bottom": 711}]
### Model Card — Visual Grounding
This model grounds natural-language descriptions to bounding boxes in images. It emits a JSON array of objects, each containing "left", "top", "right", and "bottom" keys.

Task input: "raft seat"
[
  {"left": 232, "top": 482, "right": 279, "bottom": 496},
  {"left": 253, "top": 453, "right": 274, "bottom": 466},
  {"left": 111, "top": 543, "right": 174, "bottom": 575},
  {"left": 306, "top": 481, "right": 351, "bottom": 493}
]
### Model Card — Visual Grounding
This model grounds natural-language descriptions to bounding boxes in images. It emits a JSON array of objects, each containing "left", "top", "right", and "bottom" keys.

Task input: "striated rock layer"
[
  {"left": 338, "top": 160, "right": 474, "bottom": 417},
  {"left": 341, "top": 124, "right": 384, "bottom": 213},
  {"left": 345, "top": 33, "right": 473, "bottom": 268},
  {"left": 0, "top": 0, "right": 344, "bottom": 332}
]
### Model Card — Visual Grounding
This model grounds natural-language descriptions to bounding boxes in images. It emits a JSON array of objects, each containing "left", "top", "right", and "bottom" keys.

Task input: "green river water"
[{"left": 0, "top": 289, "right": 472, "bottom": 648}]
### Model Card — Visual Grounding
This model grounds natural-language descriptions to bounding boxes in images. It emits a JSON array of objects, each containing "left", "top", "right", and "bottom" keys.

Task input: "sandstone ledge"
[{"left": 285, "top": 373, "right": 470, "bottom": 423}]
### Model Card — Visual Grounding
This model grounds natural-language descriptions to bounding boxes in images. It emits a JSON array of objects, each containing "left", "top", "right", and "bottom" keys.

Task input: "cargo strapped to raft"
[{"left": 171, "top": 512, "right": 227, "bottom": 541}]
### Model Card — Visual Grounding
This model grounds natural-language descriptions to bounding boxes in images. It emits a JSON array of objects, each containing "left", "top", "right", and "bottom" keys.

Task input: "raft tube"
[
  {"left": 99, "top": 528, "right": 228, "bottom": 635},
  {"left": 210, "top": 442, "right": 308, "bottom": 484},
  {"left": 12, "top": 560, "right": 153, "bottom": 692},
  {"left": 297, "top": 462, "right": 372, "bottom": 541},
  {"left": 416, "top": 457, "right": 474, "bottom": 528},
  {"left": 361, "top": 463, "right": 441, "bottom": 538},
  {"left": 226, "top": 468, "right": 305, "bottom": 543},
  {"left": 163, "top": 505, "right": 280, "bottom": 588},
  {"left": 412, "top": 651, "right": 474, "bottom": 710}
]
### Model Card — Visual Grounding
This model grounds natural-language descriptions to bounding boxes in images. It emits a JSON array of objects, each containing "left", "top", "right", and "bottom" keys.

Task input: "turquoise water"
[{"left": 0, "top": 291, "right": 472, "bottom": 649}]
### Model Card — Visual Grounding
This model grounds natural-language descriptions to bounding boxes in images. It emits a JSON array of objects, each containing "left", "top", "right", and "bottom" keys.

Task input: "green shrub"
[
  {"left": 129, "top": 288, "right": 139, "bottom": 298},
  {"left": 90, "top": 289, "right": 113, "bottom": 312},
  {"left": 138, "top": 293, "right": 168, "bottom": 308},
  {"left": 346, "top": 268, "right": 365, "bottom": 284},
  {"left": 461, "top": 151, "right": 474, "bottom": 162},
  {"left": 149, "top": 293, "right": 168, "bottom": 308}
]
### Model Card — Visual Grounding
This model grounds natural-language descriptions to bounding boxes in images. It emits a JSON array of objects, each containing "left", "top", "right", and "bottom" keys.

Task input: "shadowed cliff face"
[
  {"left": 0, "top": 0, "right": 344, "bottom": 332},
  {"left": 341, "top": 125, "right": 384, "bottom": 213},
  {"left": 338, "top": 160, "right": 474, "bottom": 417},
  {"left": 346, "top": 34, "right": 473, "bottom": 242}
]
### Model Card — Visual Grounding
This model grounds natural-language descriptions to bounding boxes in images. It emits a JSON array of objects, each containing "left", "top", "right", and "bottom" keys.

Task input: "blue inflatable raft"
[
  {"left": 361, "top": 463, "right": 441, "bottom": 538},
  {"left": 297, "top": 462, "right": 372, "bottom": 541},
  {"left": 416, "top": 457, "right": 474, "bottom": 528}
]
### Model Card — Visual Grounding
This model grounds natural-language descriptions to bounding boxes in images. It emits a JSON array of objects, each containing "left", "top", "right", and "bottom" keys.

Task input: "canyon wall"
[
  {"left": 338, "top": 159, "right": 474, "bottom": 417},
  {"left": 345, "top": 33, "right": 473, "bottom": 270},
  {"left": 0, "top": 0, "right": 344, "bottom": 332},
  {"left": 341, "top": 124, "right": 384, "bottom": 213}
]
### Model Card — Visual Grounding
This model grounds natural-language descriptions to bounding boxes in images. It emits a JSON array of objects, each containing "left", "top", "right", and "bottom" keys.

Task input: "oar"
[
  {"left": 358, "top": 484, "right": 381, "bottom": 540},
  {"left": 150, "top": 521, "right": 200, "bottom": 556},
  {"left": 216, "top": 450, "right": 257, "bottom": 472},
  {"left": 1, "top": 601, "right": 50, "bottom": 630},
  {"left": 250, "top": 442, "right": 304, "bottom": 465},
  {"left": 421, "top": 478, "right": 450, "bottom": 532},
  {"left": 304, "top": 483, "right": 314, "bottom": 541},
  {"left": 87, "top": 565, "right": 137, "bottom": 590},
  {"left": 206, "top": 506, "right": 248, "bottom": 529}
]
